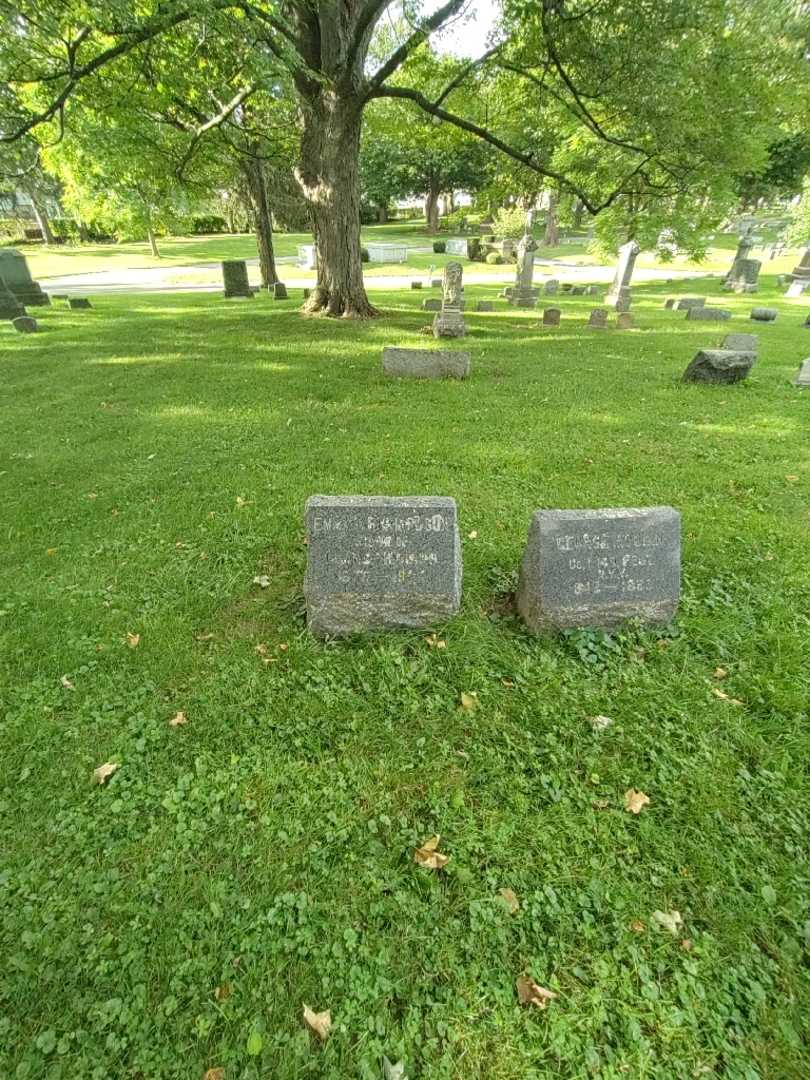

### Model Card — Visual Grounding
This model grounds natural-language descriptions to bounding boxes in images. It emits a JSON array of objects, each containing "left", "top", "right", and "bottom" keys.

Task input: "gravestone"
[
  {"left": 367, "top": 243, "right": 407, "bottom": 263},
  {"left": 298, "top": 245, "right": 317, "bottom": 269},
  {"left": 0, "top": 249, "right": 49, "bottom": 306},
  {"left": 272, "top": 282, "right": 288, "bottom": 299},
  {"left": 544, "top": 279, "right": 559, "bottom": 295},
  {"left": 788, "top": 245, "right": 810, "bottom": 282},
  {"left": 52, "top": 293, "right": 69, "bottom": 301},
  {"left": 722, "top": 228, "right": 755, "bottom": 288},
  {"left": 561, "top": 283, "right": 574, "bottom": 294},
  {"left": 516, "top": 507, "right": 681, "bottom": 633},
  {"left": 682, "top": 349, "right": 755, "bottom": 384},
  {"left": 750, "top": 307, "right": 777, "bottom": 322},
  {"left": 588, "top": 308, "right": 608, "bottom": 329},
  {"left": 605, "top": 240, "right": 640, "bottom": 312},
  {"left": 444, "top": 238, "right": 469, "bottom": 257},
  {"left": 421, "top": 298, "right": 441, "bottom": 311},
  {"left": 68, "top": 297, "right": 92, "bottom": 309},
  {"left": 723, "top": 257, "right": 761, "bottom": 293},
  {"left": 786, "top": 280, "right": 808, "bottom": 298},
  {"left": 571, "top": 285, "right": 586, "bottom": 295},
  {"left": 616, "top": 312, "right": 634, "bottom": 329},
  {"left": 304, "top": 495, "right": 462, "bottom": 637},
  {"left": 508, "top": 230, "right": 539, "bottom": 308},
  {"left": 433, "top": 263, "right": 466, "bottom": 338},
  {"left": 671, "top": 297, "right": 705, "bottom": 310},
  {"left": 222, "top": 260, "right": 253, "bottom": 299},
  {"left": 542, "top": 307, "right": 561, "bottom": 326},
  {"left": 411, "top": 281, "right": 423, "bottom": 290},
  {"left": 586, "top": 285, "right": 601, "bottom": 295},
  {"left": 722, "top": 332, "right": 758, "bottom": 352},
  {"left": 12, "top": 315, "right": 37, "bottom": 333},
  {"left": 431, "top": 278, "right": 442, "bottom": 287},
  {"left": 794, "top": 359, "right": 810, "bottom": 388},
  {"left": 0, "top": 275, "right": 25, "bottom": 320},
  {"left": 685, "top": 306, "right": 731, "bottom": 321},
  {"left": 382, "top": 347, "right": 470, "bottom": 380},
  {"left": 804, "top": 314, "right": 810, "bottom": 329},
  {"left": 476, "top": 301, "right": 493, "bottom": 312}
]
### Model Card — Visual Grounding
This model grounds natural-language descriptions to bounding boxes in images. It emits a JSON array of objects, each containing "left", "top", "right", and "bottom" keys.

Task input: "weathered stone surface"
[
  {"left": 723, "top": 228, "right": 755, "bottom": 288},
  {"left": 588, "top": 308, "right": 608, "bottom": 329},
  {"left": 561, "top": 283, "right": 573, "bottom": 293},
  {"left": 421, "top": 298, "right": 441, "bottom": 311},
  {"left": 788, "top": 245, "right": 810, "bottom": 281},
  {"left": 476, "top": 301, "right": 493, "bottom": 311},
  {"left": 517, "top": 506, "right": 681, "bottom": 633},
  {"left": 433, "top": 263, "right": 467, "bottom": 338},
  {"left": 794, "top": 359, "right": 810, "bottom": 387},
  {"left": 431, "top": 278, "right": 442, "bottom": 287},
  {"left": 750, "top": 307, "right": 777, "bottom": 322},
  {"left": 586, "top": 285, "right": 601, "bottom": 295},
  {"left": 543, "top": 279, "right": 559, "bottom": 295},
  {"left": 571, "top": 285, "right": 586, "bottom": 295},
  {"left": 445, "top": 238, "right": 469, "bottom": 257},
  {"left": 508, "top": 231, "right": 539, "bottom": 307},
  {"left": 786, "top": 280, "right": 808, "bottom": 298},
  {"left": 605, "top": 239, "right": 640, "bottom": 311},
  {"left": 222, "top": 259, "right": 252, "bottom": 298},
  {"left": 411, "top": 281, "right": 423, "bottom": 289},
  {"left": 615, "top": 312, "right": 633, "bottom": 329},
  {"left": 682, "top": 349, "right": 755, "bottom": 384},
  {"left": 272, "top": 282, "right": 288, "bottom": 299},
  {"left": 671, "top": 297, "right": 706, "bottom": 310},
  {"left": 383, "top": 347, "right": 469, "bottom": 379},
  {"left": 12, "top": 315, "right": 37, "bottom": 333},
  {"left": 367, "top": 243, "right": 407, "bottom": 263},
  {"left": 0, "top": 274, "right": 25, "bottom": 320},
  {"left": 723, "top": 257, "right": 761, "bottom": 293},
  {"left": 685, "top": 306, "right": 731, "bottom": 321},
  {"left": 304, "top": 495, "right": 462, "bottom": 637},
  {"left": 722, "top": 332, "right": 758, "bottom": 352},
  {"left": 68, "top": 297, "right": 92, "bottom": 309},
  {"left": 542, "top": 307, "right": 561, "bottom": 326},
  {"left": 0, "top": 249, "right": 49, "bottom": 306}
]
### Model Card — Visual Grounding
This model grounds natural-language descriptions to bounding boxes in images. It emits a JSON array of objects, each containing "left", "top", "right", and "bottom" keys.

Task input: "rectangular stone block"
[
  {"left": 542, "top": 307, "right": 561, "bottom": 326},
  {"left": 673, "top": 298, "right": 706, "bottom": 310},
  {"left": 382, "top": 346, "right": 469, "bottom": 379},
  {"left": 750, "top": 307, "right": 777, "bottom": 322},
  {"left": 685, "top": 306, "right": 731, "bottom": 321},
  {"left": 794, "top": 359, "right": 810, "bottom": 388},
  {"left": 476, "top": 301, "right": 493, "bottom": 311},
  {"left": 722, "top": 332, "right": 758, "bottom": 352},
  {"left": 517, "top": 507, "right": 681, "bottom": 633},
  {"left": 304, "top": 496, "right": 462, "bottom": 637},
  {"left": 411, "top": 281, "right": 423, "bottom": 289},
  {"left": 421, "top": 298, "right": 441, "bottom": 311},
  {"left": 68, "top": 297, "right": 92, "bottom": 309}
]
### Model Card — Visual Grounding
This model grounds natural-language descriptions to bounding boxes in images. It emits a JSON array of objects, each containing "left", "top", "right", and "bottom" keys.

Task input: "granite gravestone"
[
  {"left": 508, "top": 229, "right": 539, "bottom": 308},
  {"left": 0, "top": 274, "right": 25, "bottom": 320},
  {"left": 616, "top": 312, "right": 634, "bottom": 329},
  {"left": 786, "top": 280, "right": 808, "bottom": 298},
  {"left": 411, "top": 281, "right": 423, "bottom": 290},
  {"left": 670, "top": 297, "right": 705, "bottom": 311},
  {"left": 542, "top": 307, "right": 561, "bottom": 326},
  {"left": 794, "top": 359, "right": 810, "bottom": 388},
  {"left": 722, "top": 228, "right": 755, "bottom": 288},
  {"left": 517, "top": 507, "right": 681, "bottom": 633},
  {"left": 476, "top": 301, "right": 494, "bottom": 312},
  {"left": 682, "top": 349, "right": 755, "bottom": 384},
  {"left": 788, "top": 245, "right": 810, "bottom": 283},
  {"left": 686, "top": 306, "right": 731, "bottom": 321},
  {"left": 0, "top": 249, "right": 49, "bottom": 306},
  {"left": 304, "top": 495, "right": 462, "bottom": 637},
  {"left": 433, "top": 263, "right": 466, "bottom": 338},
  {"left": 722, "top": 332, "right": 758, "bottom": 352},
  {"left": 543, "top": 279, "right": 559, "bottom": 295},
  {"left": 12, "top": 316, "right": 37, "bottom": 333},
  {"left": 272, "top": 282, "right": 288, "bottom": 299},
  {"left": 588, "top": 308, "right": 608, "bottom": 329},
  {"left": 723, "top": 258, "right": 761, "bottom": 294},
  {"left": 750, "top": 307, "right": 777, "bottom": 322},
  {"left": 222, "top": 260, "right": 253, "bottom": 299},
  {"left": 382, "top": 347, "right": 470, "bottom": 380},
  {"left": 68, "top": 297, "right": 91, "bottom": 309},
  {"left": 605, "top": 240, "right": 640, "bottom": 312},
  {"left": 421, "top": 298, "right": 441, "bottom": 311}
]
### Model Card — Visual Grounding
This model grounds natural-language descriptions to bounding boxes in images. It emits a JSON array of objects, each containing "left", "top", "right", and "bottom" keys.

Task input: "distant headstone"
[
  {"left": 0, "top": 249, "right": 49, "bottom": 306},
  {"left": 411, "top": 281, "right": 423, "bottom": 290},
  {"left": 723, "top": 257, "right": 761, "bottom": 293},
  {"left": 586, "top": 285, "right": 601, "bottom": 295},
  {"left": 421, "top": 298, "right": 441, "bottom": 311},
  {"left": 51, "top": 293, "right": 69, "bottom": 301},
  {"left": 222, "top": 260, "right": 253, "bottom": 299},
  {"left": 605, "top": 240, "right": 640, "bottom": 312},
  {"left": 804, "top": 314, "right": 810, "bottom": 329},
  {"left": 433, "top": 263, "right": 466, "bottom": 338},
  {"left": 445, "top": 238, "right": 469, "bottom": 257},
  {"left": 723, "top": 228, "right": 755, "bottom": 288},
  {"left": 431, "top": 278, "right": 442, "bottom": 287},
  {"left": 304, "top": 495, "right": 462, "bottom": 637},
  {"left": 382, "top": 346, "right": 469, "bottom": 380},
  {"left": 786, "top": 280, "right": 808, "bottom": 298},
  {"left": 0, "top": 274, "right": 25, "bottom": 320},
  {"left": 787, "top": 244, "right": 810, "bottom": 282},
  {"left": 722, "top": 332, "right": 758, "bottom": 352},
  {"left": 476, "top": 301, "right": 494, "bottom": 311},
  {"left": 272, "top": 282, "right": 288, "bottom": 299},
  {"left": 588, "top": 308, "right": 608, "bottom": 329},
  {"left": 544, "top": 279, "right": 559, "bottom": 295},
  {"left": 616, "top": 312, "right": 634, "bottom": 329},
  {"left": 794, "top": 359, "right": 810, "bottom": 387},
  {"left": 685, "top": 306, "right": 731, "bottom": 321},
  {"left": 508, "top": 230, "right": 539, "bottom": 308},
  {"left": 671, "top": 297, "right": 705, "bottom": 310},
  {"left": 776, "top": 274, "right": 786, "bottom": 286},
  {"left": 542, "top": 307, "right": 561, "bottom": 326},
  {"left": 68, "top": 297, "right": 92, "bottom": 309},
  {"left": 561, "top": 283, "right": 573, "bottom": 294},
  {"left": 297, "top": 244, "right": 317, "bottom": 269},
  {"left": 571, "top": 285, "right": 586, "bottom": 295},
  {"left": 750, "top": 307, "right": 777, "bottom": 322},
  {"left": 12, "top": 315, "right": 37, "bottom": 333},
  {"left": 682, "top": 349, "right": 755, "bottom": 384},
  {"left": 516, "top": 507, "right": 681, "bottom": 633}
]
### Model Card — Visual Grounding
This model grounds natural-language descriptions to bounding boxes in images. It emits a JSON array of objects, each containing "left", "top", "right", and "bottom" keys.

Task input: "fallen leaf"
[
  {"left": 87, "top": 492, "right": 98, "bottom": 500},
  {"left": 196, "top": 632, "right": 214, "bottom": 642},
  {"left": 46, "top": 547, "right": 58, "bottom": 556},
  {"left": 60, "top": 675, "right": 75, "bottom": 690},
  {"left": 278, "top": 642, "right": 289, "bottom": 652},
  {"left": 785, "top": 475, "right": 799, "bottom": 482},
  {"left": 202, "top": 1069, "right": 224, "bottom": 1080},
  {"left": 424, "top": 633, "right": 446, "bottom": 649},
  {"left": 499, "top": 888, "right": 520, "bottom": 914},
  {"left": 516, "top": 975, "right": 558, "bottom": 1009},
  {"left": 169, "top": 711, "right": 188, "bottom": 727},
  {"left": 624, "top": 788, "right": 650, "bottom": 814},
  {"left": 501, "top": 678, "right": 515, "bottom": 688},
  {"left": 712, "top": 687, "right": 744, "bottom": 705},
  {"left": 652, "top": 909, "right": 683, "bottom": 935},
  {"left": 459, "top": 691, "right": 477, "bottom": 712},
  {"left": 383, "top": 1057, "right": 407, "bottom": 1080},
  {"left": 235, "top": 496, "right": 249, "bottom": 507},
  {"left": 214, "top": 983, "right": 232, "bottom": 1001},
  {"left": 255, "top": 643, "right": 268, "bottom": 655},
  {"left": 713, "top": 666, "right": 728, "bottom": 680},
  {"left": 629, "top": 919, "right": 646, "bottom": 933},
  {"left": 93, "top": 761, "right": 120, "bottom": 785},
  {"left": 126, "top": 632, "right": 140, "bottom": 649},
  {"left": 590, "top": 714, "right": 613, "bottom": 731},
  {"left": 414, "top": 835, "right": 449, "bottom": 870},
  {"left": 302, "top": 1003, "right": 332, "bottom": 1041},
  {"left": 253, "top": 575, "right": 270, "bottom": 588},
  {"left": 467, "top": 530, "right": 478, "bottom": 539},
  {"left": 680, "top": 938, "right": 693, "bottom": 951}
]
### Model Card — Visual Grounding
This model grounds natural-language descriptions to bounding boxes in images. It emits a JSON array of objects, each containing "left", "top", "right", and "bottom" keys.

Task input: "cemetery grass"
[{"left": 1, "top": 279, "right": 809, "bottom": 1080}]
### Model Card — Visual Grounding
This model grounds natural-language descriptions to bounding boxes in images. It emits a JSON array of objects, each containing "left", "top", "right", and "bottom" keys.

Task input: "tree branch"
[
  {"left": 364, "top": 0, "right": 470, "bottom": 97},
  {"left": 174, "top": 84, "right": 259, "bottom": 178}
]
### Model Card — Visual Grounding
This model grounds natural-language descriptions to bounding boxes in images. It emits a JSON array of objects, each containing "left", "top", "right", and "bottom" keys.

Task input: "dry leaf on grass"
[
  {"left": 459, "top": 691, "right": 477, "bottom": 712},
  {"left": 680, "top": 938, "right": 693, "bottom": 951},
  {"left": 126, "top": 632, "right": 140, "bottom": 649},
  {"left": 467, "top": 530, "right": 478, "bottom": 540},
  {"left": 713, "top": 666, "right": 728, "bottom": 680},
  {"left": 629, "top": 919, "right": 646, "bottom": 933},
  {"left": 302, "top": 1003, "right": 332, "bottom": 1041},
  {"left": 499, "top": 888, "right": 520, "bottom": 914},
  {"left": 414, "top": 835, "right": 449, "bottom": 870},
  {"left": 93, "top": 761, "right": 120, "bottom": 785},
  {"left": 46, "top": 547, "right": 58, "bottom": 556},
  {"left": 214, "top": 983, "right": 232, "bottom": 1001},
  {"left": 516, "top": 975, "right": 558, "bottom": 1009},
  {"left": 60, "top": 675, "right": 75, "bottom": 690},
  {"left": 712, "top": 687, "right": 743, "bottom": 705},
  {"left": 169, "top": 711, "right": 188, "bottom": 728},
  {"left": 590, "top": 714, "right": 613, "bottom": 731},
  {"left": 785, "top": 475, "right": 799, "bottom": 482},
  {"left": 202, "top": 1069, "right": 224, "bottom": 1080},
  {"left": 624, "top": 788, "right": 650, "bottom": 814},
  {"left": 252, "top": 575, "right": 270, "bottom": 588},
  {"left": 383, "top": 1057, "right": 407, "bottom": 1080},
  {"left": 425, "top": 633, "right": 446, "bottom": 649},
  {"left": 652, "top": 909, "right": 683, "bottom": 934}
]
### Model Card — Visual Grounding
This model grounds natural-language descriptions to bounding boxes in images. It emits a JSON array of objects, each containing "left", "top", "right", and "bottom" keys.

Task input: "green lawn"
[{"left": 1, "top": 278, "right": 809, "bottom": 1079}]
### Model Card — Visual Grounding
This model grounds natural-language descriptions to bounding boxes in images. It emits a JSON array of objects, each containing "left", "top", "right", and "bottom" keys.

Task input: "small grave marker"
[{"left": 382, "top": 347, "right": 469, "bottom": 380}]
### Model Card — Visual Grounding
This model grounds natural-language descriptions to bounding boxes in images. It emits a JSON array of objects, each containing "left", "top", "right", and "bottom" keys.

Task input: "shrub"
[
  {"left": 360, "top": 247, "right": 370, "bottom": 262},
  {"left": 482, "top": 234, "right": 496, "bottom": 245},
  {"left": 432, "top": 240, "right": 446, "bottom": 253},
  {"left": 467, "top": 237, "right": 482, "bottom": 261},
  {"left": 485, "top": 251, "right": 504, "bottom": 265},
  {"left": 190, "top": 215, "right": 228, "bottom": 235},
  {"left": 493, "top": 207, "right": 529, "bottom": 239}
]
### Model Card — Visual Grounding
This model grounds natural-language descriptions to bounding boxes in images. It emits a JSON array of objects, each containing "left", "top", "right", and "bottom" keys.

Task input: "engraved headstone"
[
  {"left": 588, "top": 308, "right": 608, "bottom": 329},
  {"left": 0, "top": 249, "right": 49, "bottom": 306},
  {"left": 0, "top": 274, "right": 25, "bottom": 320},
  {"left": 421, "top": 298, "right": 441, "bottom": 311},
  {"left": 508, "top": 229, "right": 539, "bottom": 308},
  {"left": 750, "top": 307, "right": 777, "bottom": 322},
  {"left": 794, "top": 359, "right": 810, "bottom": 387},
  {"left": 722, "top": 332, "right": 758, "bottom": 352},
  {"left": 543, "top": 279, "right": 559, "bottom": 295},
  {"left": 542, "top": 307, "right": 561, "bottom": 326},
  {"left": 682, "top": 349, "right": 755, "bottom": 384},
  {"left": 12, "top": 315, "right": 37, "bottom": 333},
  {"left": 303, "top": 288, "right": 311, "bottom": 300},
  {"left": 722, "top": 228, "right": 755, "bottom": 288},
  {"left": 272, "top": 282, "right": 288, "bottom": 299},
  {"left": 382, "top": 347, "right": 469, "bottom": 380},
  {"left": 222, "top": 260, "right": 253, "bottom": 299},
  {"left": 586, "top": 285, "right": 601, "bottom": 295},
  {"left": 304, "top": 496, "right": 462, "bottom": 637},
  {"left": 445, "top": 238, "right": 469, "bottom": 257},
  {"left": 723, "top": 257, "right": 761, "bottom": 293},
  {"left": 685, "top": 306, "right": 731, "bottom": 321},
  {"left": 433, "top": 263, "right": 466, "bottom": 338},
  {"left": 605, "top": 240, "right": 640, "bottom": 311},
  {"left": 788, "top": 244, "right": 810, "bottom": 282},
  {"left": 68, "top": 297, "right": 92, "bottom": 309},
  {"left": 571, "top": 285, "right": 586, "bottom": 295},
  {"left": 517, "top": 507, "right": 681, "bottom": 633}
]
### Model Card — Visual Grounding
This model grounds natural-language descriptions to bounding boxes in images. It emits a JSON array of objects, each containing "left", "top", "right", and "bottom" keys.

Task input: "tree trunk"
[
  {"left": 147, "top": 227, "right": 160, "bottom": 258},
  {"left": 31, "top": 199, "right": 55, "bottom": 245},
  {"left": 425, "top": 177, "right": 441, "bottom": 234},
  {"left": 543, "top": 192, "right": 559, "bottom": 247},
  {"left": 296, "top": 91, "right": 376, "bottom": 317},
  {"left": 571, "top": 197, "right": 584, "bottom": 230},
  {"left": 242, "top": 158, "right": 279, "bottom": 288},
  {"left": 377, "top": 203, "right": 388, "bottom": 223}
]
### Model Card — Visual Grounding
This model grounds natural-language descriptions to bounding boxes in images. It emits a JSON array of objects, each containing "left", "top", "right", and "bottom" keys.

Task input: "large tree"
[{"left": 1, "top": 0, "right": 804, "bottom": 316}]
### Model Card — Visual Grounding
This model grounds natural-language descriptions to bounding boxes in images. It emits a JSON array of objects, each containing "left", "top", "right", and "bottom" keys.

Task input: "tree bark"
[
  {"left": 147, "top": 226, "right": 160, "bottom": 258},
  {"left": 242, "top": 158, "right": 279, "bottom": 288},
  {"left": 296, "top": 91, "right": 377, "bottom": 317},
  {"left": 30, "top": 198, "right": 55, "bottom": 245},
  {"left": 425, "top": 176, "right": 441, "bottom": 233},
  {"left": 377, "top": 203, "right": 388, "bottom": 223},
  {"left": 543, "top": 192, "right": 559, "bottom": 247}
]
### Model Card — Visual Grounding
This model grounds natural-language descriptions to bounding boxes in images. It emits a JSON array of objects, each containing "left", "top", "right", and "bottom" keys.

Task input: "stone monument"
[
  {"left": 722, "top": 228, "right": 755, "bottom": 288},
  {"left": 382, "top": 347, "right": 470, "bottom": 380},
  {"left": 433, "top": 263, "right": 466, "bottom": 338},
  {"left": 723, "top": 258, "right": 761, "bottom": 294},
  {"left": 750, "top": 307, "right": 777, "bottom": 322},
  {"left": 682, "top": 349, "right": 755, "bottom": 384},
  {"left": 794, "top": 359, "right": 810, "bottom": 388},
  {"left": 0, "top": 249, "right": 49, "bottom": 306},
  {"left": 12, "top": 315, "right": 38, "bottom": 333},
  {"left": 68, "top": 298, "right": 92, "bottom": 309},
  {"left": 272, "top": 282, "right": 288, "bottom": 299},
  {"left": 605, "top": 240, "right": 640, "bottom": 312},
  {"left": 508, "top": 228, "right": 539, "bottom": 308},
  {"left": 788, "top": 245, "right": 810, "bottom": 283},
  {"left": 542, "top": 308, "right": 561, "bottom": 326},
  {"left": 304, "top": 496, "right": 462, "bottom": 637},
  {"left": 516, "top": 507, "right": 681, "bottom": 633},
  {"left": 588, "top": 308, "right": 608, "bottom": 329},
  {"left": 685, "top": 306, "right": 731, "bottom": 321},
  {"left": 221, "top": 260, "right": 253, "bottom": 299},
  {"left": 0, "top": 275, "right": 26, "bottom": 320},
  {"left": 722, "top": 332, "right": 758, "bottom": 352}
]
